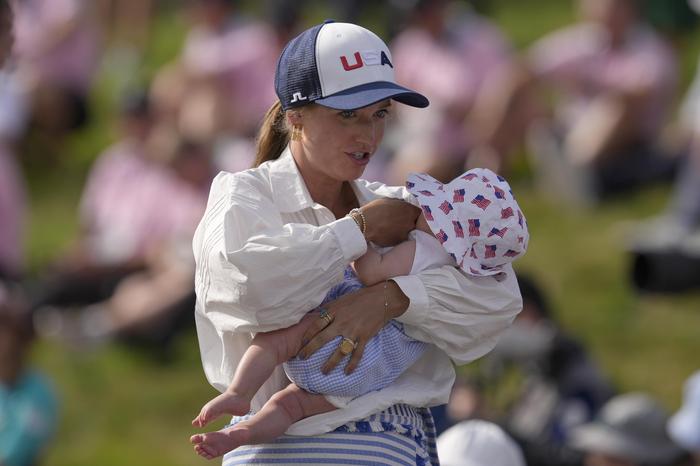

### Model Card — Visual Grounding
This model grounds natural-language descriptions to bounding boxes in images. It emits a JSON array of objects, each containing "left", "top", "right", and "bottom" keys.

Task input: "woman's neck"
[{"left": 307, "top": 178, "right": 358, "bottom": 219}]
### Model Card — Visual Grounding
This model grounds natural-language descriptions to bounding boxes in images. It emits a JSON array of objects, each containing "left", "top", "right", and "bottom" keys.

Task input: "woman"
[{"left": 192, "top": 21, "right": 523, "bottom": 465}]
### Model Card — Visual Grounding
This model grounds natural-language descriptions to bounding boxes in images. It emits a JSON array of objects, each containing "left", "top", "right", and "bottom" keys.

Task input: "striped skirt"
[{"left": 221, "top": 404, "right": 439, "bottom": 465}]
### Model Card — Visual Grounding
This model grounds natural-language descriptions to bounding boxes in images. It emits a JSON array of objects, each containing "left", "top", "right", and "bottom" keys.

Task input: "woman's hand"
[
  {"left": 297, "top": 280, "right": 410, "bottom": 375},
  {"left": 360, "top": 198, "right": 420, "bottom": 247}
]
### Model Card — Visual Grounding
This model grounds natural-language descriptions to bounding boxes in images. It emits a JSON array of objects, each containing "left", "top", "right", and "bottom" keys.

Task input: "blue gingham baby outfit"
[{"left": 283, "top": 266, "right": 427, "bottom": 399}]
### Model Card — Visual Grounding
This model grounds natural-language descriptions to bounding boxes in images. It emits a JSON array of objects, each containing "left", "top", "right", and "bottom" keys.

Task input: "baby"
[{"left": 190, "top": 168, "right": 529, "bottom": 459}]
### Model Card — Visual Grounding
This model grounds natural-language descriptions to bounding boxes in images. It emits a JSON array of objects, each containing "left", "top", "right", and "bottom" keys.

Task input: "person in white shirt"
[
  {"left": 190, "top": 168, "right": 529, "bottom": 459},
  {"left": 191, "top": 21, "right": 524, "bottom": 465}
]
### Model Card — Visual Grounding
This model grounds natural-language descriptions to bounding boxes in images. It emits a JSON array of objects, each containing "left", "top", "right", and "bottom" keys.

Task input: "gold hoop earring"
[{"left": 291, "top": 125, "right": 302, "bottom": 141}]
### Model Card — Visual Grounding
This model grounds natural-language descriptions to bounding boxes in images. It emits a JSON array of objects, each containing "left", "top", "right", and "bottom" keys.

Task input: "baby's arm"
[
  {"left": 192, "top": 312, "right": 318, "bottom": 428},
  {"left": 353, "top": 239, "right": 416, "bottom": 286}
]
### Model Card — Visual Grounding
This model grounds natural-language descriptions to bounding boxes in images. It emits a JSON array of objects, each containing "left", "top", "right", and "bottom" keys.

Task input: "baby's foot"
[
  {"left": 192, "top": 392, "right": 251, "bottom": 428},
  {"left": 190, "top": 425, "right": 252, "bottom": 460}
]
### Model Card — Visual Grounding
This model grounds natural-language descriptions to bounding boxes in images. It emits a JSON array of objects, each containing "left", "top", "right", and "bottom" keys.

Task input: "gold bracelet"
[
  {"left": 349, "top": 208, "right": 367, "bottom": 235},
  {"left": 383, "top": 280, "right": 390, "bottom": 324}
]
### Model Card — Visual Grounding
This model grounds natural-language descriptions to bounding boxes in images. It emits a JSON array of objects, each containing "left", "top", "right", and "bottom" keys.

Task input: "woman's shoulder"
[{"left": 210, "top": 166, "right": 274, "bottom": 199}]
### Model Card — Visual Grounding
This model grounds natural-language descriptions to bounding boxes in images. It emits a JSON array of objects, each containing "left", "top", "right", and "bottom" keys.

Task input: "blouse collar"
[{"left": 268, "top": 146, "right": 315, "bottom": 213}]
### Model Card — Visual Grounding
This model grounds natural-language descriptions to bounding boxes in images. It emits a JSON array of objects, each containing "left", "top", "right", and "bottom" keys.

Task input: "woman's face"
[{"left": 293, "top": 100, "right": 392, "bottom": 183}]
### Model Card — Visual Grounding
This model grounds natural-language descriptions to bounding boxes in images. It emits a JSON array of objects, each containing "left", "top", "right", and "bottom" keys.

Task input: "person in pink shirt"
[
  {"left": 0, "top": 145, "right": 25, "bottom": 281},
  {"left": 12, "top": 0, "right": 101, "bottom": 135},
  {"left": 0, "top": 0, "right": 27, "bottom": 281},
  {"left": 482, "top": 0, "right": 679, "bottom": 202},
  {"left": 70, "top": 138, "right": 212, "bottom": 351},
  {"left": 31, "top": 91, "right": 209, "bottom": 351},
  {"left": 387, "top": 0, "right": 514, "bottom": 184},
  {"left": 180, "top": 0, "right": 278, "bottom": 139}
]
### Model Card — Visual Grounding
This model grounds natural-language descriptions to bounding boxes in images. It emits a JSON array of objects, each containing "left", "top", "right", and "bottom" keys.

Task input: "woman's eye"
[
  {"left": 339, "top": 110, "right": 356, "bottom": 119},
  {"left": 375, "top": 109, "right": 390, "bottom": 119}
]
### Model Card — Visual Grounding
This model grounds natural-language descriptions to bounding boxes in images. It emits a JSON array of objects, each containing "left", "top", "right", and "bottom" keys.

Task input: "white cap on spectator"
[
  {"left": 436, "top": 420, "right": 526, "bottom": 466},
  {"left": 668, "top": 370, "right": 700, "bottom": 452}
]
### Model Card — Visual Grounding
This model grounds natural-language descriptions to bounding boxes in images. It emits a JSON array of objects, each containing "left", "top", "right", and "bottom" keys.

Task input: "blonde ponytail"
[{"left": 254, "top": 101, "right": 289, "bottom": 167}]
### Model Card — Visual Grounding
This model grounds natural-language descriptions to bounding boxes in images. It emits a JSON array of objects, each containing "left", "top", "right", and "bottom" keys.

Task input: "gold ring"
[
  {"left": 318, "top": 307, "right": 333, "bottom": 327},
  {"left": 339, "top": 337, "right": 357, "bottom": 356}
]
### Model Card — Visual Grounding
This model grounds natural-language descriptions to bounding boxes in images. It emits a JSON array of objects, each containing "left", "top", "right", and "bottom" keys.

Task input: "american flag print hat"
[{"left": 406, "top": 168, "right": 529, "bottom": 276}]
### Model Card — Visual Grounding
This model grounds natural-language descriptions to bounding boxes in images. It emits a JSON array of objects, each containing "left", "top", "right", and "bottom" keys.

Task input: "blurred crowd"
[{"left": 2, "top": 0, "right": 700, "bottom": 465}]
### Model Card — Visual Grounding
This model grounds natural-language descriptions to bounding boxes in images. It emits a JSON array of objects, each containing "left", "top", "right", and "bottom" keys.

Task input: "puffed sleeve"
[
  {"left": 194, "top": 171, "right": 368, "bottom": 334},
  {"left": 352, "top": 178, "right": 524, "bottom": 366},
  {"left": 392, "top": 265, "right": 522, "bottom": 365}
]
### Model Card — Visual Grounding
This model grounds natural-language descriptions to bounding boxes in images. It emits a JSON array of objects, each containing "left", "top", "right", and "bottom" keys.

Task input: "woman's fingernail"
[{"left": 301, "top": 339, "right": 309, "bottom": 346}]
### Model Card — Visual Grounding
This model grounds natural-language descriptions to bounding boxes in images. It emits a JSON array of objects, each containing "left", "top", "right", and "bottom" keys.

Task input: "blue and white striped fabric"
[
  {"left": 283, "top": 267, "right": 427, "bottom": 398},
  {"left": 222, "top": 403, "right": 439, "bottom": 465}
]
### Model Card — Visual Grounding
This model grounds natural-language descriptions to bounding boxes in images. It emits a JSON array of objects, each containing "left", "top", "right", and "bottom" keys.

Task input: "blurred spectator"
[
  {"left": 148, "top": 0, "right": 280, "bottom": 175},
  {"left": 72, "top": 139, "right": 211, "bottom": 352},
  {"left": 12, "top": 0, "right": 101, "bottom": 138},
  {"left": 0, "top": 0, "right": 12, "bottom": 67},
  {"left": 60, "top": 90, "right": 162, "bottom": 272},
  {"left": 179, "top": 0, "right": 278, "bottom": 140},
  {"left": 98, "top": 0, "right": 157, "bottom": 94},
  {"left": 0, "top": 138, "right": 25, "bottom": 281},
  {"left": 480, "top": 274, "right": 614, "bottom": 465},
  {"left": 668, "top": 371, "right": 700, "bottom": 464},
  {"left": 568, "top": 392, "right": 688, "bottom": 466},
  {"left": 0, "top": 0, "right": 29, "bottom": 281},
  {"left": 436, "top": 419, "right": 526, "bottom": 466},
  {"left": 31, "top": 92, "right": 210, "bottom": 353},
  {"left": 529, "top": 0, "right": 679, "bottom": 201},
  {"left": 627, "top": 0, "right": 700, "bottom": 293},
  {"left": 386, "top": 0, "right": 514, "bottom": 183},
  {"left": 0, "top": 282, "right": 58, "bottom": 466},
  {"left": 99, "top": 0, "right": 155, "bottom": 52}
]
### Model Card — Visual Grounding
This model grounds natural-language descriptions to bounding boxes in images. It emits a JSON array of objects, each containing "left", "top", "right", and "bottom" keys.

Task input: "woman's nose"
[{"left": 355, "top": 119, "right": 377, "bottom": 147}]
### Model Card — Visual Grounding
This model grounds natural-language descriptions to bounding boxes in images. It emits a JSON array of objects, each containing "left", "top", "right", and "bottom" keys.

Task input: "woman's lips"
[{"left": 345, "top": 151, "right": 371, "bottom": 166}]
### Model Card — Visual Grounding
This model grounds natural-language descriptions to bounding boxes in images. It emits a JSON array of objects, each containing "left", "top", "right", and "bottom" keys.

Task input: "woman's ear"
[{"left": 287, "top": 110, "right": 303, "bottom": 127}]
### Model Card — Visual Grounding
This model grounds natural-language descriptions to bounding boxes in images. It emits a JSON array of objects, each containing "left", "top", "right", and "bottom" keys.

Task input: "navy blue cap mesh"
[{"left": 275, "top": 23, "right": 325, "bottom": 111}]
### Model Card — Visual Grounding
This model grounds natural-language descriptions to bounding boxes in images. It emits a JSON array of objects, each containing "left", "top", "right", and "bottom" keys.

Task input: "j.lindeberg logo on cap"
[
  {"left": 340, "top": 50, "right": 393, "bottom": 71},
  {"left": 290, "top": 92, "right": 308, "bottom": 104}
]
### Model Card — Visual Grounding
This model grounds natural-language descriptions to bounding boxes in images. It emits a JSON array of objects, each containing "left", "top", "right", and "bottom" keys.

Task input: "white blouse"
[{"left": 192, "top": 147, "right": 523, "bottom": 436}]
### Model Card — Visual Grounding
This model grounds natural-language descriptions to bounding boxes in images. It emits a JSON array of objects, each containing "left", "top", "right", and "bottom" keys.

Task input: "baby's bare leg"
[
  {"left": 192, "top": 313, "right": 318, "bottom": 427},
  {"left": 191, "top": 383, "right": 335, "bottom": 459}
]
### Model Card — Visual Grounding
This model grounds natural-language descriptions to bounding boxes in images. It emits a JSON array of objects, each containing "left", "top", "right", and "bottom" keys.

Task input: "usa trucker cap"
[{"left": 275, "top": 20, "right": 429, "bottom": 111}]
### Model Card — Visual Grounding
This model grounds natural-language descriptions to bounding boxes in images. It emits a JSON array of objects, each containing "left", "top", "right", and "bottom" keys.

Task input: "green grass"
[{"left": 23, "top": 2, "right": 700, "bottom": 465}]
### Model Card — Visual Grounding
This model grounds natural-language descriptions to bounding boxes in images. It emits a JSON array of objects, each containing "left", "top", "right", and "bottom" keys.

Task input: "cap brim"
[{"left": 315, "top": 81, "right": 429, "bottom": 110}]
